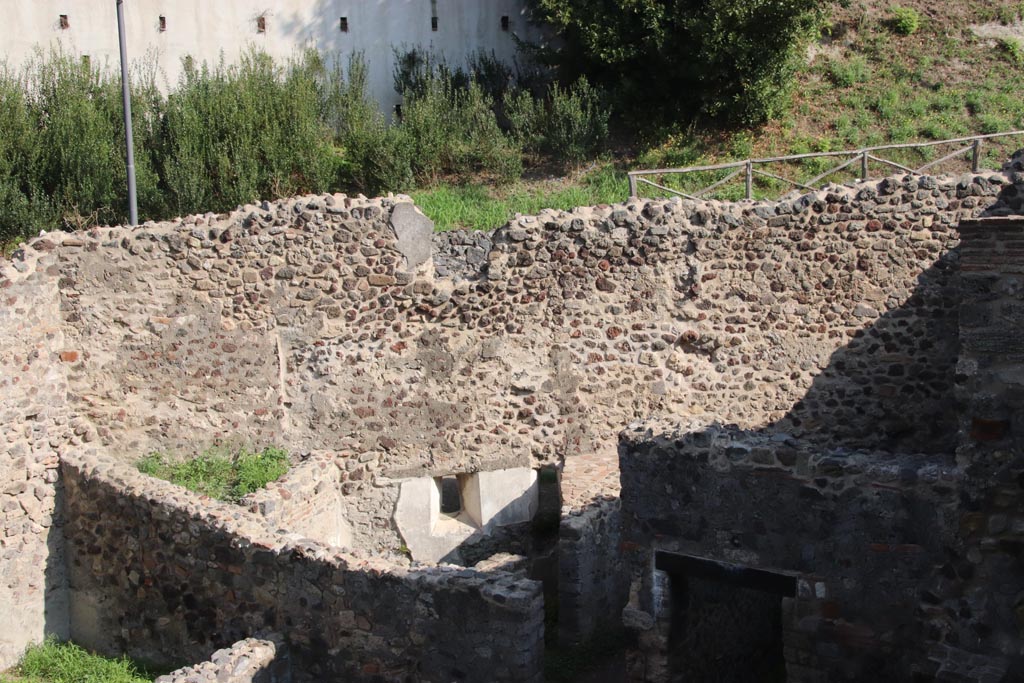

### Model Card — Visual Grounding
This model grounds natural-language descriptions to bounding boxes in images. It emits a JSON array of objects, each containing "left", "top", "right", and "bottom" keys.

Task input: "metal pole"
[
  {"left": 972, "top": 139, "right": 982, "bottom": 173},
  {"left": 116, "top": 0, "right": 138, "bottom": 226},
  {"left": 861, "top": 150, "right": 868, "bottom": 180},
  {"left": 745, "top": 160, "right": 753, "bottom": 200}
]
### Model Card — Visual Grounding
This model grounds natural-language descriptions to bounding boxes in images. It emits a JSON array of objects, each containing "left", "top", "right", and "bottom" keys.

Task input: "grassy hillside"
[{"left": 419, "top": 0, "right": 1024, "bottom": 229}]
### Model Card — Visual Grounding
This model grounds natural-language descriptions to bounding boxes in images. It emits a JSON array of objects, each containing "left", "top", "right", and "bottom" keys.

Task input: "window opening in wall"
[
  {"left": 256, "top": 15, "right": 266, "bottom": 33},
  {"left": 656, "top": 552, "right": 794, "bottom": 683},
  {"left": 431, "top": 16, "right": 439, "bottom": 31},
  {"left": 339, "top": 16, "right": 349, "bottom": 32},
  {"left": 159, "top": 15, "right": 167, "bottom": 32},
  {"left": 59, "top": 15, "right": 70, "bottom": 29},
  {"left": 501, "top": 15, "right": 510, "bottom": 31},
  {"left": 437, "top": 475, "right": 462, "bottom": 516},
  {"left": 394, "top": 103, "right": 403, "bottom": 120}
]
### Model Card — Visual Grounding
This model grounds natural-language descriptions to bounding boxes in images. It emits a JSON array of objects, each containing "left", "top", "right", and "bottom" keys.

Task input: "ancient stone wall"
[
  {"left": 618, "top": 209, "right": 1024, "bottom": 681},
  {"left": 61, "top": 449, "right": 545, "bottom": 682},
  {"left": 619, "top": 422, "right": 963, "bottom": 680},
  {"left": 941, "top": 217, "right": 1024, "bottom": 679},
  {"left": 155, "top": 637, "right": 290, "bottom": 683},
  {"left": 0, "top": 250, "right": 69, "bottom": 668},
  {"left": 38, "top": 173, "right": 1010, "bottom": 484},
  {"left": 241, "top": 451, "right": 353, "bottom": 551},
  {"left": 557, "top": 498, "right": 628, "bottom": 646},
  {"left": 3, "top": 166, "right": 1023, "bottom": 673}
]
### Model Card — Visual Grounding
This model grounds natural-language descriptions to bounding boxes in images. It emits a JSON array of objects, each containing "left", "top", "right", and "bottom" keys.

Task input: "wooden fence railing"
[{"left": 627, "top": 130, "right": 1024, "bottom": 200}]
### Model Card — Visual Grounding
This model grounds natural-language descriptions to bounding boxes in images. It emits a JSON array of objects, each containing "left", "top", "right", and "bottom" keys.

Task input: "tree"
[{"left": 528, "top": 0, "right": 823, "bottom": 126}]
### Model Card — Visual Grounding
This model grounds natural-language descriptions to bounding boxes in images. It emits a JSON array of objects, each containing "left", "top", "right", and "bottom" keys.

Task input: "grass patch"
[
  {"left": 136, "top": 444, "right": 289, "bottom": 503},
  {"left": 411, "top": 164, "right": 628, "bottom": 232},
  {"left": 0, "top": 639, "right": 152, "bottom": 683}
]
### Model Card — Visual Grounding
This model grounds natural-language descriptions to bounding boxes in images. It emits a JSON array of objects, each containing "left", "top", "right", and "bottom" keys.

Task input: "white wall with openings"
[{"left": 3, "top": 0, "right": 544, "bottom": 113}]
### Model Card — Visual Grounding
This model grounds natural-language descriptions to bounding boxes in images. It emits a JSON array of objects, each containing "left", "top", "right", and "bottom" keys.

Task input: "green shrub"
[
  {"left": 136, "top": 445, "right": 289, "bottom": 502},
  {"left": 9, "top": 638, "right": 150, "bottom": 683},
  {"left": 162, "top": 50, "right": 334, "bottom": 215},
  {"left": 545, "top": 78, "right": 610, "bottom": 163},
  {"left": 0, "top": 71, "right": 37, "bottom": 246},
  {"left": 326, "top": 54, "right": 414, "bottom": 194},
  {"left": 827, "top": 55, "right": 871, "bottom": 87},
  {"left": 527, "top": 0, "right": 823, "bottom": 125},
  {"left": 400, "top": 75, "right": 521, "bottom": 182},
  {"left": 891, "top": 6, "right": 922, "bottom": 35},
  {"left": 504, "top": 88, "right": 547, "bottom": 153},
  {"left": 997, "top": 37, "right": 1024, "bottom": 66},
  {"left": 505, "top": 77, "right": 609, "bottom": 164}
]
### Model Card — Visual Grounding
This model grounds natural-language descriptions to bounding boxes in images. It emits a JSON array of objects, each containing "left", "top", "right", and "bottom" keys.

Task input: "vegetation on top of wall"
[
  {"left": 0, "top": 638, "right": 155, "bottom": 683},
  {"left": 136, "top": 445, "right": 289, "bottom": 503},
  {"left": 0, "top": 47, "right": 611, "bottom": 248},
  {"left": 2, "top": 0, "right": 1023, "bottom": 244}
]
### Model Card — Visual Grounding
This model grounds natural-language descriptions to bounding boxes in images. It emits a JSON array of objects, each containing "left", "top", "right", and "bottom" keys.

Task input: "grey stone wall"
[
  {"left": 618, "top": 212, "right": 1024, "bottom": 681},
  {"left": 0, "top": 250, "right": 68, "bottom": 668},
  {"left": 154, "top": 637, "right": 290, "bottom": 683},
  {"left": 619, "top": 423, "right": 963, "bottom": 681},
  {"left": 557, "top": 498, "right": 628, "bottom": 646},
  {"left": 62, "top": 448, "right": 545, "bottom": 682},
  {"left": 942, "top": 217, "right": 1024, "bottom": 679}
]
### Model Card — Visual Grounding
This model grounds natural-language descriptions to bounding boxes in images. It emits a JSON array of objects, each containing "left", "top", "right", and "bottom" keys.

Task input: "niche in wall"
[{"left": 395, "top": 468, "right": 539, "bottom": 563}]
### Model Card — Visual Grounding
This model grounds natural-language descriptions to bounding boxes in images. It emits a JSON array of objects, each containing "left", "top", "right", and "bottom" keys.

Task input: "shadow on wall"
[
  {"left": 45, "top": 485, "right": 69, "bottom": 644},
  {"left": 772, "top": 167, "right": 1024, "bottom": 454},
  {"left": 621, "top": 176, "right": 1024, "bottom": 681},
  {"left": 771, "top": 251, "right": 962, "bottom": 454}
]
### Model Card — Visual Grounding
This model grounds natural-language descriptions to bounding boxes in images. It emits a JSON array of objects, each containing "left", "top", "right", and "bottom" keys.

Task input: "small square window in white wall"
[
  {"left": 59, "top": 15, "right": 69, "bottom": 30},
  {"left": 257, "top": 16, "right": 267, "bottom": 33},
  {"left": 501, "top": 16, "right": 510, "bottom": 31},
  {"left": 159, "top": 16, "right": 167, "bottom": 32},
  {"left": 340, "top": 17, "right": 349, "bottom": 32}
]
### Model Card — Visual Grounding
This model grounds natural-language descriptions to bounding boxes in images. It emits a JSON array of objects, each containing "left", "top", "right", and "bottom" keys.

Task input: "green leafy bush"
[
  {"left": 545, "top": 78, "right": 610, "bottom": 163},
  {"left": 399, "top": 74, "right": 522, "bottom": 183},
  {"left": 997, "top": 37, "right": 1024, "bottom": 66},
  {"left": 890, "top": 6, "right": 922, "bottom": 35},
  {"left": 162, "top": 50, "right": 335, "bottom": 215},
  {"left": 826, "top": 55, "right": 872, "bottom": 87},
  {"left": 505, "top": 87, "right": 547, "bottom": 153},
  {"left": 326, "top": 54, "right": 414, "bottom": 194},
  {"left": 527, "top": 0, "right": 823, "bottom": 125},
  {"left": 505, "top": 77, "right": 609, "bottom": 164},
  {"left": 136, "top": 445, "right": 289, "bottom": 502}
]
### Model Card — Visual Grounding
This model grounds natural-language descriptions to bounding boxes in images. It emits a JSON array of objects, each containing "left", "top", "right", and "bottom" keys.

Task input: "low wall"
[
  {"left": 155, "top": 638, "right": 289, "bottom": 683},
  {"left": 62, "top": 449, "right": 545, "bottom": 682},
  {"left": 0, "top": 250, "right": 69, "bottom": 668},
  {"left": 242, "top": 451, "right": 353, "bottom": 550}
]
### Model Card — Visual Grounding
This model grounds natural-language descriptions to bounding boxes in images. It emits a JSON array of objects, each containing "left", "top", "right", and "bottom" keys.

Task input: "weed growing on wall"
[
  {"left": 1, "top": 638, "right": 152, "bottom": 683},
  {"left": 136, "top": 445, "right": 289, "bottom": 503}
]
